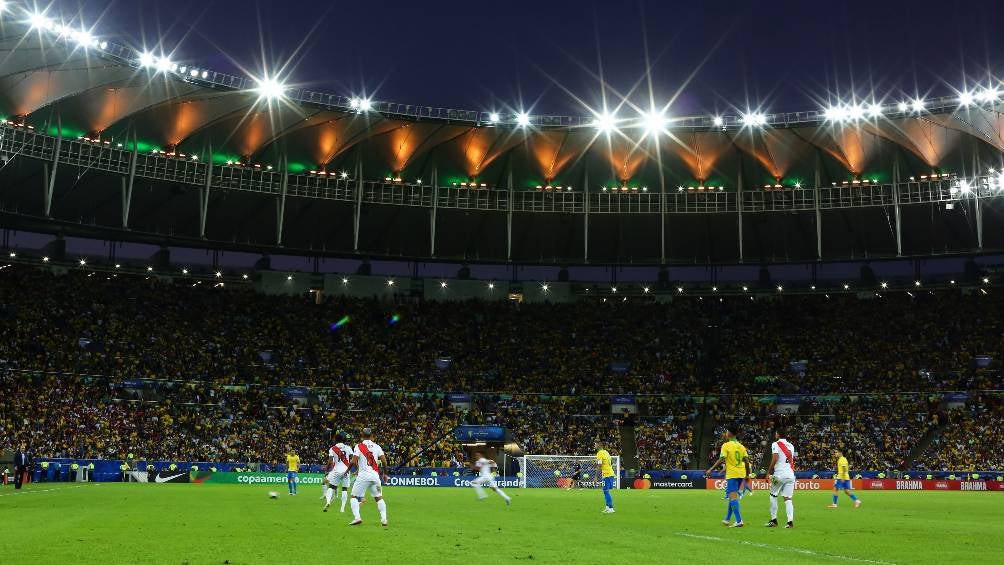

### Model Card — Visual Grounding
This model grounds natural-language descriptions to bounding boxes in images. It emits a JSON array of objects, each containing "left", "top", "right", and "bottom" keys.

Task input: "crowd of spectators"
[
  {"left": 1, "top": 266, "right": 1003, "bottom": 472},
  {"left": 920, "top": 395, "right": 1004, "bottom": 472}
]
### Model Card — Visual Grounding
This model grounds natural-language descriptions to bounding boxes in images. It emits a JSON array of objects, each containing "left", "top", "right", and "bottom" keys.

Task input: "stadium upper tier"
[{"left": 1, "top": 2, "right": 1003, "bottom": 264}]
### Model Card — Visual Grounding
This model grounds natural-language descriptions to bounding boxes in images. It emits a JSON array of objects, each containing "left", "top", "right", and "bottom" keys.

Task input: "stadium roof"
[{"left": 1, "top": 2, "right": 1003, "bottom": 265}]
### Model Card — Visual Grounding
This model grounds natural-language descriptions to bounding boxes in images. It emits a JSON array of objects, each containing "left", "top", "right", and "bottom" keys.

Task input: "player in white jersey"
[
  {"left": 470, "top": 452, "right": 511, "bottom": 506},
  {"left": 348, "top": 427, "right": 388, "bottom": 527},
  {"left": 323, "top": 432, "right": 353, "bottom": 513},
  {"left": 765, "top": 427, "right": 796, "bottom": 529}
]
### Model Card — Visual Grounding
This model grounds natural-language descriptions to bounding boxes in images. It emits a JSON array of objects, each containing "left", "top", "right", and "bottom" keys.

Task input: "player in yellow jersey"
[
  {"left": 285, "top": 447, "right": 301, "bottom": 496},
  {"left": 829, "top": 450, "right": 861, "bottom": 508},
  {"left": 705, "top": 426, "right": 751, "bottom": 527},
  {"left": 595, "top": 440, "right": 616, "bottom": 514}
]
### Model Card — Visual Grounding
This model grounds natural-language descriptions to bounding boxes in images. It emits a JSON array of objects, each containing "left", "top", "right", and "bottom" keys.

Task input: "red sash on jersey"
[
  {"left": 357, "top": 443, "right": 380, "bottom": 474},
  {"left": 332, "top": 445, "right": 349, "bottom": 467},
  {"left": 776, "top": 440, "right": 796, "bottom": 471}
]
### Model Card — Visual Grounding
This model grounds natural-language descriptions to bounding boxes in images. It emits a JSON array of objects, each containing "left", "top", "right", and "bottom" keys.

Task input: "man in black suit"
[{"left": 12, "top": 444, "right": 29, "bottom": 490}]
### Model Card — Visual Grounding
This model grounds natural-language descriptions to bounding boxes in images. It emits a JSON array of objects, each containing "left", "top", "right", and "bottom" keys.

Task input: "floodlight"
[
  {"left": 642, "top": 109, "right": 666, "bottom": 136},
  {"left": 155, "top": 56, "right": 173, "bottom": 73},
  {"left": 910, "top": 99, "right": 925, "bottom": 112},
  {"left": 742, "top": 112, "right": 766, "bottom": 127},
  {"left": 488, "top": 112, "right": 500, "bottom": 123},
  {"left": 712, "top": 116, "right": 724, "bottom": 127},
  {"left": 516, "top": 112, "right": 531, "bottom": 127},
  {"left": 959, "top": 90, "right": 975, "bottom": 106},
  {"left": 866, "top": 103, "right": 883, "bottom": 117},
  {"left": 977, "top": 87, "right": 1000, "bottom": 103},
  {"left": 897, "top": 101, "right": 909, "bottom": 112},
  {"left": 824, "top": 105, "right": 847, "bottom": 122},
  {"left": 29, "top": 13, "right": 51, "bottom": 30},
  {"left": 254, "top": 76, "right": 285, "bottom": 100},
  {"left": 592, "top": 112, "right": 617, "bottom": 133}
]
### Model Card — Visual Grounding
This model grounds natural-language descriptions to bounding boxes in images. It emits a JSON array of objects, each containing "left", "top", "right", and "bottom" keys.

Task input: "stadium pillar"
[
  {"left": 430, "top": 166, "right": 438, "bottom": 257},
  {"left": 44, "top": 116, "right": 62, "bottom": 217},
  {"left": 506, "top": 163, "right": 513, "bottom": 261},
  {"left": 737, "top": 159, "right": 744, "bottom": 263},
  {"left": 814, "top": 153, "right": 822, "bottom": 260},
  {"left": 893, "top": 154, "right": 903, "bottom": 257},
  {"left": 583, "top": 168, "right": 589, "bottom": 263},
  {"left": 122, "top": 137, "right": 137, "bottom": 229},
  {"left": 353, "top": 158, "right": 363, "bottom": 252},
  {"left": 658, "top": 166, "right": 666, "bottom": 264},
  {"left": 276, "top": 155, "right": 289, "bottom": 246},
  {"left": 199, "top": 147, "right": 213, "bottom": 240},
  {"left": 973, "top": 152, "right": 983, "bottom": 251}
]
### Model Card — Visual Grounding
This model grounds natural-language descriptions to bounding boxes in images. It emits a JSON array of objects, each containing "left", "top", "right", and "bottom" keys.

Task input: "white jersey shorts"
[
  {"left": 770, "top": 474, "right": 796, "bottom": 498},
  {"left": 471, "top": 476, "right": 497, "bottom": 488},
  {"left": 325, "top": 468, "right": 351, "bottom": 488},
  {"left": 351, "top": 477, "right": 383, "bottom": 498}
]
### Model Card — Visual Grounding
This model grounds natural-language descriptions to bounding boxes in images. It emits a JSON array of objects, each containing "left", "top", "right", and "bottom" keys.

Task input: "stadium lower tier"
[{"left": 1, "top": 371, "right": 1001, "bottom": 474}]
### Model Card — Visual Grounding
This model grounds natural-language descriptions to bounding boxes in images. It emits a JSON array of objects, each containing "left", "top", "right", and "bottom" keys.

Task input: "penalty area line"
[
  {"left": 675, "top": 532, "right": 899, "bottom": 565},
  {"left": 0, "top": 484, "right": 88, "bottom": 497}
]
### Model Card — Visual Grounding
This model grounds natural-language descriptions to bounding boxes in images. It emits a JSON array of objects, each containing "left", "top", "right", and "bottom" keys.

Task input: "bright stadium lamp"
[
  {"left": 28, "top": 13, "right": 51, "bottom": 30},
  {"left": 516, "top": 112, "right": 531, "bottom": 127},
  {"left": 642, "top": 109, "right": 667, "bottom": 137},
  {"left": 896, "top": 101, "right": 909, "bottom": 112},
  {"left": 824, "top": 105, "right": 847, "bottom": 122},
  {"left": 253, "top": 76, "right": 286, "bottom": 100},
  {"left": 591, "top": 111, "right": 617, "bottom": 133},
  {"left": 488, "top": 112, "right": 500, "bottom": 123},
  {"left": 847, "top": 104, "right": 865, "bottom": 121},
  {"left": 155, "top": 56, "right": 173, "bottom": 73},
  {"left": 910, "top": 98, "right": 925, "bottom": 112},
  {"left": 0, "top": 1, "right": 8, "bottom": 13},
  {"left": 741, "top": 112, "right": 766, "bottom": 127},
  {"left": 977, "top": 87, "right": 1000, "bottom": 103},
  {"left": 712, "top": 115, "right": 724, "bottom": 127},
  {"left": 958, "top": 90, "right": 975, "bottom": 107},
  {"left": 866, "top": 103, "right": 883, "bottom": 118}
]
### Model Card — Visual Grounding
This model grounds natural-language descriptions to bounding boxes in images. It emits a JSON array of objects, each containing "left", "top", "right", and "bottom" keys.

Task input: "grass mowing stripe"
[{"left": 676, "top": 532, "right": 900, "bottom": 565}]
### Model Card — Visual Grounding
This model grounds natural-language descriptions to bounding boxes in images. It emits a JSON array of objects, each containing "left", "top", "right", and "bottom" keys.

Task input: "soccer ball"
[{"left": 268, "top": 491, "right": 279, "bottom": 499}]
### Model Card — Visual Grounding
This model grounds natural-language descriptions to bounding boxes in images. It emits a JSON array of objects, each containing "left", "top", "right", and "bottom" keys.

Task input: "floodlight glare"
[
  {"left": 896, "top": 101, "right": 909, "bottom": 112},
  {"left": 847, "top": 104, "right": 865, "bottom": 120},
  {"left": 959, "top": 90, "right": 975, "bottom": 106},
  {"left": 712, "top": 115, "right": 724, "bottom": 127},
  {"left": 488, "top": 112, "right": 500, "bottom": 123},
  {"left": 866, "top": 103, "right": 883, "bottom": 118},
  {"left": 824, "top": 105, "right": 847, "bottom": 122},
  {"left": 29, "top": 13, "right": 51, "bottom": 30},
  {"left": 0, "top": 1, "right": 8, "bottom": 12},
  {"left": 642, "top": 110, "right": 666, "bottom": 136},
  {"left": 959, "top": 179, "right": 972, "bottom": 193},
  {"left": 741, "top": 112, "right": 767, "bottom": 127},
  {"left": 254, "top": 76, "right": 286, "bottom": 100},
  {"left": 516, "top": 112, "right": 531, "bottom": 127},
  {"left": 910, "top": 98, "right": 925, "bottom": 112},
  {"left": 592, "top": 112, "right": 617, "bottom": 133},
  {"left": 155, "top": 56, "right": 173, "bottom": 73},
  {"left": 977, "top": 87, "right": 1000, "bottom": 103}
]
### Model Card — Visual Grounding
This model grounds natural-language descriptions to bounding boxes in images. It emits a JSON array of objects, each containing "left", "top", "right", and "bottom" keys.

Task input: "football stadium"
[{"left": 0, "top": 1, "right": 1002, "bottom": 563}]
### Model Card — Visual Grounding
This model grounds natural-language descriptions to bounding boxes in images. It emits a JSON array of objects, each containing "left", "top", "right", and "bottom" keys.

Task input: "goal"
[{"left": 518, "top": 454, "right": 620, "bottom": 489}]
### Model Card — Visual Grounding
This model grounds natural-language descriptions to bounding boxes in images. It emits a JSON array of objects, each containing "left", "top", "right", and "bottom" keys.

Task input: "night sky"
[{"left": 39, "top": 0, "right": 1004, "bottom": 116}]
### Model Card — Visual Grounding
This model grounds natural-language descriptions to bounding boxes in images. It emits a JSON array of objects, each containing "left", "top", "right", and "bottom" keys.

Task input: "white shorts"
[
  {"left": 770, "top": 475, "right": 795, "bottom": 498},
  {"left": 325, "top": 469, "right": 350, "bottom": 488},
  {"left": 351, "top": 477, "right": 382, "bottom": 499},
  {"left": 471, "top": 476, "right": 497, "bottom": 489}
]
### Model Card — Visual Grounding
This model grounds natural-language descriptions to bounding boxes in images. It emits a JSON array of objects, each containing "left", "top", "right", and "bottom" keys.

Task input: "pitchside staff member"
[{"left": 13, "top": 443, "right": 30, "bottom": 489}]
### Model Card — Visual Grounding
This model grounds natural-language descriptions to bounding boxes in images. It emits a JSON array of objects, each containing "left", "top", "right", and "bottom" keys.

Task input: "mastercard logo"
[{"left": 633, "top": 478, "right": 652, "bottom": 490}]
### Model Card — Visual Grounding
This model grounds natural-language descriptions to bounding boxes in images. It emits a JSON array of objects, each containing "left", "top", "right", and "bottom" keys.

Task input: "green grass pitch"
[{"left": 1, "top": 482, "right": 996, "bottom": 564}]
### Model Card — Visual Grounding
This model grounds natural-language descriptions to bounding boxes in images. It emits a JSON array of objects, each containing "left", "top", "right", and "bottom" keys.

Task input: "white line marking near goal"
[
  {"left": 0, "top": 485, "right": 87, "bottom": 497},
  {"left": 676, "top": 532, "right": 899, "bottom": 564}
]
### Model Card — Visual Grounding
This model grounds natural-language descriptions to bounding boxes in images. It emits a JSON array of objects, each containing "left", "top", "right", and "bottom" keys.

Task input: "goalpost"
[{"left": 519, "top": 455, "right": 620, "bottom": 489}]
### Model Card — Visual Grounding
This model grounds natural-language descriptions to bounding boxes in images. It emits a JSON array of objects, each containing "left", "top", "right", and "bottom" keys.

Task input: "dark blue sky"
[{"left": 60, "top": 0, "right": 1004, "bottom": 116}]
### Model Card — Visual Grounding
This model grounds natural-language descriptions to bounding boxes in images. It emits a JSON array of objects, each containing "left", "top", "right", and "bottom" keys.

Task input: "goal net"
[{"left": 518, "top": 455, "right": 620, "bottom": 489}]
